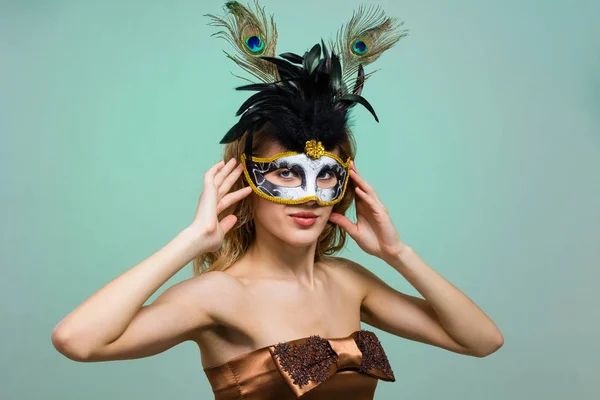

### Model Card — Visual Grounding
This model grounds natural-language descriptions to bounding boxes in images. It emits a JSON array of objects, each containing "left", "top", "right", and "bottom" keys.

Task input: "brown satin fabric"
[{"left": 203, "top": 330, "right": 393, "bottom": 400}]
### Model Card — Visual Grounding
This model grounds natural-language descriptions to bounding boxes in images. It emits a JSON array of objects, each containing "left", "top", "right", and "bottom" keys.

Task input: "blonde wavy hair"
[{"left": 192, "top": 123, "right": 357, "bottom": 276}]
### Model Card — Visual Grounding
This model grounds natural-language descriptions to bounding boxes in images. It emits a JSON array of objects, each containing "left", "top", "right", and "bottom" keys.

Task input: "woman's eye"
[
  {"left": 277, "top": 168, "right": 297, "bottom": 178},
  {"left": 318, "top": 170, "right": 333, "bottom": 180}
]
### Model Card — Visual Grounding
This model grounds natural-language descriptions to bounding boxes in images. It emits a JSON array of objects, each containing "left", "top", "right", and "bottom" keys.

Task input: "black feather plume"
[{"left": 220, "top": 42, "right": 379, "bottom": 154}]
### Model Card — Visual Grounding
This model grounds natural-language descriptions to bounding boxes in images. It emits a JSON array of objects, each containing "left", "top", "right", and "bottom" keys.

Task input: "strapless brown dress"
[{"left": 203, "top": 329, "right": 396, "bottom": 399}]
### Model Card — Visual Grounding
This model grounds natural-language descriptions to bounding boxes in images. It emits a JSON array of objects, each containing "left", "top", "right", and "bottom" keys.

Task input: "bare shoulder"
[
  {"left": 320, "top": 256, "right": 379, "bottom": 301},
  {"left": 157, "top": 270, "right": 244, "bottom": 323},
  {"left": 323, "top": 255, "right": 394, "bottom": 297},
  {"left": 159, "top": 270, "right": 240, "bottom": 301},
  {"left": 322, "top": 255, "right": 381, "bottom": 283}
]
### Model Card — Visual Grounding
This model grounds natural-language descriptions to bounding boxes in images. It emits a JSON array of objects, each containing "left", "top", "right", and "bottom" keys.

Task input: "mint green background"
[{"left": 1, "top": 0, "right": 599, "bottom": 399}]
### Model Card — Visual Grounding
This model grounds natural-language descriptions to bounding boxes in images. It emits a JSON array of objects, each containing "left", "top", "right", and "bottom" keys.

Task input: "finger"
[
  {"left": 218, "top": 163, "right": 244, "bottom": 198},
  {"left": 204, "top": 160, "right": 226, "bottom": 188},
  {"left": 328, "top": 212, "right": 359, "bottom": 237},
  {"left": 200, "top": 161, "right": 226, "bottom": 212},
  {"left": 219, "top": 214, "right": 238, "bottom": 235},
  {"left": 354, "top": 186, "right": 378, "bottom": 208},
  {"left": 353, "top": 191, "right": 369, "bottom": 216},
  {"left": 214, "top": 158, "right": 238, "bottom": 187},
  {"left": 349, "top": 168, "right": 377, "bottom": 197},
  {"left": 217, "top": 186, "right": 253, "bottom": 215},
  {"left": 355, "top": 186, "right": 388, "bottom": 215}
]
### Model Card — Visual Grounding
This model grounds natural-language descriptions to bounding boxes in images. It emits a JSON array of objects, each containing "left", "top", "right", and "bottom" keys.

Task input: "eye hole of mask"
[{"left": 263, "top": 165, "right": 339, "bottom": 189}]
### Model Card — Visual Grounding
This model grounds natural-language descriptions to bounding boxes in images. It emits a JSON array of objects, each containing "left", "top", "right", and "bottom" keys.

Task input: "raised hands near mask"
[
  {"left": 328, "top": 160, "right": 408, "bottom": 265},
  {"left": 189, "top": 158, "right": 253, "bottom": 253}
]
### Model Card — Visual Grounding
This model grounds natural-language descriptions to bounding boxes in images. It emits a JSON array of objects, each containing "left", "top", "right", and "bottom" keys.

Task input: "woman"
[{"left": 51, "top": 3, "right": 503, "bottom": 399}]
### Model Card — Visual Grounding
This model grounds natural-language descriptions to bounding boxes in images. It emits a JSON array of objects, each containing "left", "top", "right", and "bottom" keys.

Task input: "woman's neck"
[{"left": 243, "top": 230, "right": 319, "bottom": 286}]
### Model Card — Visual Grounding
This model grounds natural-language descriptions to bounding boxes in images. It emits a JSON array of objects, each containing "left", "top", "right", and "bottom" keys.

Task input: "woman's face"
[{"left": 251, "top": 141, "right": 339, "bottom": 247}]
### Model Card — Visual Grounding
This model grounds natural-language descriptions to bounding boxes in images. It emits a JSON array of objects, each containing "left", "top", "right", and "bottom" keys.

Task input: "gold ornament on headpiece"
[{"left": 305, "top": 139, "right": 325, "bottom": 159}]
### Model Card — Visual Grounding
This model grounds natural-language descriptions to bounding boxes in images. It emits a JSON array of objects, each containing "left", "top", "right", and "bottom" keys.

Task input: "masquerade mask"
[
  {"left": 207, "top": 2, "right": 407, "bottom": 206},
  {"left": 241, "top": 140, "right": 351, "bottom": 206}
]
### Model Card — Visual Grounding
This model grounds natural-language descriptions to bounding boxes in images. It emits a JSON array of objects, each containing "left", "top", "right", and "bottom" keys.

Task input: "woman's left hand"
[{"left": 328, "top": 160, "right": 407, "bottom": 264}]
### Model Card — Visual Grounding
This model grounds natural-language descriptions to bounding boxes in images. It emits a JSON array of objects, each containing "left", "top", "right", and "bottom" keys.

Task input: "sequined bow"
[{"left": 268, "top": 329, "right": 395, "bottom": 397}]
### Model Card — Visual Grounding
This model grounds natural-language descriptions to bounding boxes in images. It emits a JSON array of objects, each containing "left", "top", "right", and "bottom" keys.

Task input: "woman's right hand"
[{"left": 189, "top": 158, "right": 253, "bottom": 253}]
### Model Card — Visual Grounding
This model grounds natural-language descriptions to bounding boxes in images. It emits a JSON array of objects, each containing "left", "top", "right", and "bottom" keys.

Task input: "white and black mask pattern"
[{"left": 242, "top": 152, "right": 351, "bottom": 206}]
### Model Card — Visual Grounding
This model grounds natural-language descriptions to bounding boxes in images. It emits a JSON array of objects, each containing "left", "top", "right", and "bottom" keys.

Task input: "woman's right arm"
[{"left": 51, "top": 158, "right": 252, "bottom": 362}]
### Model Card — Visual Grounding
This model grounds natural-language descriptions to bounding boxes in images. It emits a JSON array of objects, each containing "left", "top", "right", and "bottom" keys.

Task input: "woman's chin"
[
  {"left": 281, "top": 229, "right": 322, "bottom": 247},
  {"left": 285, "top": 239, "right": 319, "bottom": 248}
]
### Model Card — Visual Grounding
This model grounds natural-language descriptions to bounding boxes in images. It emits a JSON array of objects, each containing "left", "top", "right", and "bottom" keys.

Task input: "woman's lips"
[{"left": 290, "top": 215, "right": 318, "bottom": 227}]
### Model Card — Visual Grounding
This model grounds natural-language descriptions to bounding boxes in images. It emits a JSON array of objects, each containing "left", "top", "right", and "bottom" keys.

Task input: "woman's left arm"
[{"left": 329, "top": 161, "right": 504, "bottom": 358}]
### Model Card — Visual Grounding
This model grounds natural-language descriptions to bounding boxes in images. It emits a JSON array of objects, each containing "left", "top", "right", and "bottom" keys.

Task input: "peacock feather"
[
  {"left": 205, "top": 1, "right": 279, "bottom": 83},
  {"left": 329, "top": 4, "right": 409, "bottom": 95}
]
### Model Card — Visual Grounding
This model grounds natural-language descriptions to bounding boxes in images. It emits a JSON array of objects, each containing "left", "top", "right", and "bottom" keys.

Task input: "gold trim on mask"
[{"left": 240, "top": 151, "right": 352, "bottom": 206}]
